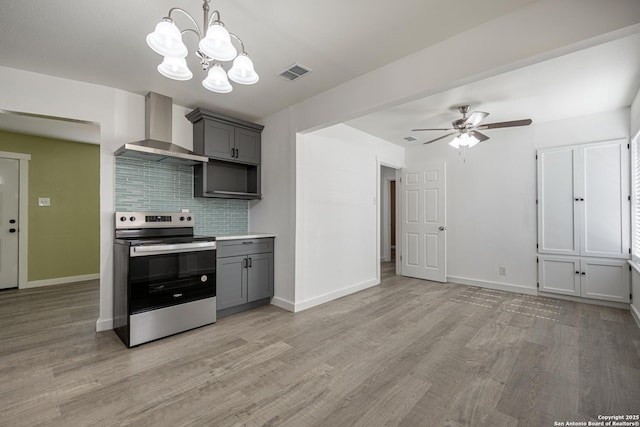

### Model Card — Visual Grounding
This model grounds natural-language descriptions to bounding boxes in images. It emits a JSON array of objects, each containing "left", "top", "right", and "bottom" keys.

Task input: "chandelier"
[{"left": 146, "top": 0, "right": 258, "bottom": 93}]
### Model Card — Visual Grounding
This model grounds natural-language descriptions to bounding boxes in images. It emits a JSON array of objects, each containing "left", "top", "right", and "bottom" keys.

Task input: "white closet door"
[
  {"left": 581, "top": 140, "right": 630, "bottom": 258},
  {"left": 538, "top": 255, "right": 581, "bottom": 296},
  {"left": 537, "top": 147, "right": 580, "bottom": 255},
  {"left": 580, "top": 258, "right": 630, "bottom": 303}
]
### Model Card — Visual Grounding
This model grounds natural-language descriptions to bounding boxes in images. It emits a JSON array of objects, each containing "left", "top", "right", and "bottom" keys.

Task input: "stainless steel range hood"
[{"left": 114, "top": 92, "right": 208, "bottom": 165}]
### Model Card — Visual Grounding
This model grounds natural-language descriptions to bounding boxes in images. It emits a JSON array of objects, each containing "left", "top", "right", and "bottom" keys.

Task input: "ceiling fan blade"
[
  {"left": 465, "top": 111, "right": 489, "bottom": 127},
  {"left": 477, "top": 119, "right": 532, "bottom": 130},
  {"left": 412, "top": 127, "right": 455, "bottom": 132},
  {"left": 470, "top": 130, "right": 489, "bottom": 142},
  {"left": 423, "top": 131, "right": 458, "bottom": 145}
]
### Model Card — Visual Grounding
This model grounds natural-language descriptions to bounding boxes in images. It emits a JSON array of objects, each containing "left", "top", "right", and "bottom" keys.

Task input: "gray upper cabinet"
[
  {"left": 234, "top": 128, "right": 261, "bottom": 164},
  {"left": 186, "top": 108, "right": 264, "bottom": 199},
  {"left": 202, "top": 120, "right": 235, "bottom": 160},
  {"left": 188, "top": 108, "right": 263, "bottom": 165}
]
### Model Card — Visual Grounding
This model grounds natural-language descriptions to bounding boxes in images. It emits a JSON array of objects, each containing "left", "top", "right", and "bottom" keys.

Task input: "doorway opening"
[
  {"left": 380, "top": 165, "right": 399, "bottom": 278},
  {"left": 0, "top": 110, "right": 100, "bottom": 290}
]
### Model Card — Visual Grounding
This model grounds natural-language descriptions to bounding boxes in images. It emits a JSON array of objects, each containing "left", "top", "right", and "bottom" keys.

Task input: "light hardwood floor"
[{"left": 1, "top": 267, "right": 639, "bottom": 426}]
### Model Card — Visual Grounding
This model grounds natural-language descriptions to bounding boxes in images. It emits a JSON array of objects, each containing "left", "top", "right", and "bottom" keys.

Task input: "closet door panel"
[
  {"left": 581, "top": 141, "right": 630, "bottom": 258},
  {"left": 538, "top": 148, "right": 580, "bottom": 255}
]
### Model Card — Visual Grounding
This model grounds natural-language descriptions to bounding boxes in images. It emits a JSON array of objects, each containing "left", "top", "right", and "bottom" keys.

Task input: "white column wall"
[
  {"left": 249, "top": 108, "right": 298, "bottom": 311},
  {"left": 294, "top": 124, "right": 403, "bottom": 311}
]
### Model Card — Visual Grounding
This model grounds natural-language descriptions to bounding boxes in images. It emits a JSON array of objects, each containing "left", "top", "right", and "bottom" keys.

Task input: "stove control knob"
[
  {"left": 201, "top": 275, "right": 208, "bottom": 283},
  {"left": 180, "top": 216, "right": 185, "bottom": 221},
  {"left": 120, "top": 216, "right": 126, "bottom": 222},
  {"left": 187, "top": 216, "right": 192, "bottom": 221},
  {"left": 129, "top": 216, "right": 136, "bottom": 222}
]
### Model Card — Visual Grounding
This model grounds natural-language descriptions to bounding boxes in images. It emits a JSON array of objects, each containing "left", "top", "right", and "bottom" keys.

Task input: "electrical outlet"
[
  {"left": 499, "top": 266, "right": 507, "bottom": 275},
  {"left": 38, "top": 197, "right": 51, "bottom": 207}
]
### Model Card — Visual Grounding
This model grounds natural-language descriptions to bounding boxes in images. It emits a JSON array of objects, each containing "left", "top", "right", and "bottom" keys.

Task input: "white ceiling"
[
  {"left": 0, "top": 0, "right": 639, "bottom": 145},
  {"left": 0, "top": 0, "right": 535, "bottom": 123},
  {"left": 347, "top": 32, "right": 640, "bottom": 147}
]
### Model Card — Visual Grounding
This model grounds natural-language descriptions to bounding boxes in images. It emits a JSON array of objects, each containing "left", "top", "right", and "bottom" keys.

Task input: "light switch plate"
[{"left": 38, "top": 197, "right": 51, "bottom": 207}]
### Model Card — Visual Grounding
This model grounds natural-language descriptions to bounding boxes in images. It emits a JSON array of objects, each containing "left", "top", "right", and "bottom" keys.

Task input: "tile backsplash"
[{"left": 115, "top": 157, "right": 248, "bottom": 235}]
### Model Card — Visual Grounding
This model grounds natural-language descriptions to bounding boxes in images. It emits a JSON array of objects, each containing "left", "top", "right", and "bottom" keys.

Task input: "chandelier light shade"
[
  {"left": 199, "top": 23, "right": 237, "bottom": 61},
  {"left": 158, "top": 56, "right": 193, "bottom": 81},
  {"left": 146, "top": 0, "right": 258, "bottom": 93},
  {"left": 228, "top": 53, "right": 259, "bottom": 85},
  {"left": 146, "top": 21, "right": 188, "bottom": 58},
  {"left": 202, "top": 64, "right": 233, "bottom": 93}
]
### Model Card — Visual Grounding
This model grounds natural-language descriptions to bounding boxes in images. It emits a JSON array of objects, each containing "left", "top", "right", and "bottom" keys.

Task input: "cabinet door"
[
  {"left": 234, "top": 128, "right": 261, "bottom": 165},
  {"left": 538, "top": 255, "right": 581, "bottom": 296},
  {"left": 216, "top": 255, "right": 247, "bottom": 310},
  {"left": 581, "top": 140, "right": 630, "bottom": 258},
  {"left": 537, "top": 147, "right": 580, "bottom": 255},
  {"left": 580, "top": 258, "right": 630, "bottom": 303},
  {"left": 247, "top": 252, "right": 274, "bottom": 302},
  {"left": 203, "top": 120, "right": 235, "bottom": 161}
]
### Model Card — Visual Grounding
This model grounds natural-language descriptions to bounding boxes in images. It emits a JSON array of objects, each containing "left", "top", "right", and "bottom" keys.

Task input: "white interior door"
[
  {"left": 401, "top": 162, "right": 446, "bottom": 282},
  {"left": 0, "top": 158, "right": 20, "bottom": 289}
]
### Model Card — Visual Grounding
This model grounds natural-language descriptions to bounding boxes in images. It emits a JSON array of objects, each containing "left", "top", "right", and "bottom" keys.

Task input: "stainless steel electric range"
[{"left": 113, "top": 212, "right": 216, "bottom": 347}]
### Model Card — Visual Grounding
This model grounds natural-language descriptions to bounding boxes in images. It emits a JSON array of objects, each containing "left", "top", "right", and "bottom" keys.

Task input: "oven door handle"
[{"left": 131, "top": 241, "right": 217, "bottom": 257}]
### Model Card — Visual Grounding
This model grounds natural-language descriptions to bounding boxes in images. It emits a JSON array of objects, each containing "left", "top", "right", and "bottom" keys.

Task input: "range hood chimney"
[{"left": 114, "top": 92, "right": 208, "bottom": 165}]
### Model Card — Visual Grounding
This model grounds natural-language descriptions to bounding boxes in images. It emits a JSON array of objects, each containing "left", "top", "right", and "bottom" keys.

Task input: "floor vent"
[
  {"left": 278, "top": 63, "right": 312, "bottom": 81},
  {"left": 403, "top": 136, "right": 418, "bottom": 142}
]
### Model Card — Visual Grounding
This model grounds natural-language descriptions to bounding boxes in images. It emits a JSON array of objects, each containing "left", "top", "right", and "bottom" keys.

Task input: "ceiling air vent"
[
  {"left": 403, "top": 136, "right": 418, "bottom": 142},
  {"left": 278, "top": 63, "right": 312, "bottom": 81}
]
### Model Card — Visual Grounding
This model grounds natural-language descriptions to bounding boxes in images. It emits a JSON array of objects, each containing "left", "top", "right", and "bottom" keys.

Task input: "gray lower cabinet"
[{"left": 216, "top": 238, "right": 274, "bottom": 317}]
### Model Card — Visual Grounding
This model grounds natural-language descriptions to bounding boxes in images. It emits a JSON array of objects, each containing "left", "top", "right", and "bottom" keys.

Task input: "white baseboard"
[
  {"left": 294, "top": 278, "right": 379, "bottom": 312},
  {"left": 447, "top": 275, "right": 538, "bottom": 296},
  {"left": 270, "top": 297, "right": 295, "bottom": 312},
  {"left": 538, "top": 291, "right": 630, "bottom": 310},
  {"left": 25, "top": 273, "right": 99, "bottom": 289},
  {"left": 630, "top": 303, "right": 640, "bottom": 329},
  {"left": 96, "top": 317, "right": 113, "bottom": 332}
]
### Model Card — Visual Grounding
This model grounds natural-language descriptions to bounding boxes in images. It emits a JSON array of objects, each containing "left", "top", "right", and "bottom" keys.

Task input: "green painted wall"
[{"left": 0, "top": 130, "right": 99, "bottom": 281}]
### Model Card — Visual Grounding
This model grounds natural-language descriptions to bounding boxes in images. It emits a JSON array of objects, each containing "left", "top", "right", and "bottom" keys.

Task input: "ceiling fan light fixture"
[{"left": 449, "top": 133, "right": 479, "bottom": 149}]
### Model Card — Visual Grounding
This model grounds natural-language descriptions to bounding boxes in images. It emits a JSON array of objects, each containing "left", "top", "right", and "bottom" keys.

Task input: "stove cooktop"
[{"left": 116, "top": 235, "right": 216, "bottom": 246}]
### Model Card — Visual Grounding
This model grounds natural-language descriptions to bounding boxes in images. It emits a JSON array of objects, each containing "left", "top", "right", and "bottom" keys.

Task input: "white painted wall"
[
  {"left": 380, "top": 166, "right": 397, "bottom": 262},
  {"left": 293, "top": 124, "right": 403, "bottom": 311},
  {"left": 250, "top": 108, "right": 298, "bottom": 311},
  {"left": 0, "top": 66, "right": 194, "bottom": 331},
  {"left": 404, "top": 109, "right": 630, "bottom": 295}
]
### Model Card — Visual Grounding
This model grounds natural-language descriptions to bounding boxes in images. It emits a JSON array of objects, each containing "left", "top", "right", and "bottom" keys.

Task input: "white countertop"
[{"left": 207, "top": 233, "right": 276, "bottom": 241}]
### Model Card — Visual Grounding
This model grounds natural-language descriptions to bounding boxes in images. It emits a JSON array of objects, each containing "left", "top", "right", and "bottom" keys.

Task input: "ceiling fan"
[{"left": 412, "top": 105, "right": 532, "bottom": 148}]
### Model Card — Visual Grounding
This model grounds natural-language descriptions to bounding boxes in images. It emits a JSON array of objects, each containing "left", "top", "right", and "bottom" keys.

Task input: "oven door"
[{"left": 128, "top": 242, "right": 216, "bottom": 313}]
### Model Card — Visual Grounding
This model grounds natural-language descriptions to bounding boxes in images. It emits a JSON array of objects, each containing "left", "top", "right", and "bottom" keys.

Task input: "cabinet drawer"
[{"left": 217, "top": 238, "right": 274, "bottom": 257}]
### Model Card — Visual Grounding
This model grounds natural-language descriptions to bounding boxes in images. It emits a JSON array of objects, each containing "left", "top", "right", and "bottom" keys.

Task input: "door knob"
[{"left": 439, "top": 226, "right": 446, "bottom": 231}]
